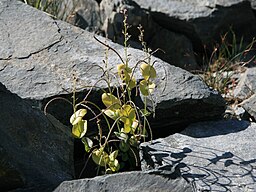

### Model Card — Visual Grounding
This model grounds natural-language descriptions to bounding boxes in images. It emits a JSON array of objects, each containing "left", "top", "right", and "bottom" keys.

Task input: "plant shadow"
[{"left": 140, "top": 122, "right": 256, "bottom": 191}]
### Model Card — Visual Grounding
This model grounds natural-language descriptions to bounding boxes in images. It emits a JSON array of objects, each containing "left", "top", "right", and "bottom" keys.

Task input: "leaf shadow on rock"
[{"left": 140, "top": 142, "right": 256, "bottom": 191}]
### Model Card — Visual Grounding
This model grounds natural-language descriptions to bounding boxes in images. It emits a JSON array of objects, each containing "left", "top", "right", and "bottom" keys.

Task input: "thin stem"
[
  {"left": 143, "top": 96, "right": 147, "bottom": 141},
  {"left": 79, "top": 152, "right": 93, "bottom": 178},
  {"left": 94, "top": 36, "right": 125, "bottom": 64},
  {"left": 44, "top": 97, "right": 72, "bottom": 115},
  {"left": 102, "top": 116, "right": 123, "bottom": 149},
  {"left": 129, "top": 147, "right": 139, "bottom": 167}
]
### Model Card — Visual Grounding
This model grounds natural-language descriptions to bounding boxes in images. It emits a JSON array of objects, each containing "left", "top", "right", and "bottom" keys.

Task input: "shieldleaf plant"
[{"left": 46, "top": 9, "right": 158, "bottom": 177}]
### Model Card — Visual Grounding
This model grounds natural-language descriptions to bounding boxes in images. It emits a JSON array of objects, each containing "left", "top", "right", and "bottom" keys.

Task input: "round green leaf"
[
  {"left": 120, "top": 104, "right": 136, "bottom": 122},
  {"left": 139, "top": 80, "right": 155, "bottom": 96},
  {"left": 117, "top": 64, "right": 136, "bottom": 89},
  {"left": 123, "top": 120, "right": 133, "bottom": 133},
  {"left": 108, "top": 159, "right": 120, "bottom": 172},
  {"left": 72, "top": 120, "right": 87, "bottom": 138},
  {"left": 102, "top": 93, "right": 121, "bottom": 110},
  {"left": 127, "top": 77, "right": 136, "bottom": 89},
  {"left": 81, "top": 137, "right": 93, "bottom": 153},
  {"left": 109, "top": 150, "right": 118, "bottom": 161},
  {"left": 92, "top": 149, "right": 109, "bottom": 167},
  {"left": 140, "top": 63, "right": 156, "bottom": 80},
  {"left": 70, "top": 109, "right": 87, "bottom": 125},
  {"left": 117, "top": 63, "right": 132, "bottom": 75},
  {"left": 103, "top": 109, "right": 119, "bottom": 120}
]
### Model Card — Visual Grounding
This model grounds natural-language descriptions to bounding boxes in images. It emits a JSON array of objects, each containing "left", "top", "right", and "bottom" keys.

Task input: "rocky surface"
[
  {"left": 234, "top": 67, "right": 256, "bottom": 100},
  {"left": 34, "top": 0, "right": 256, "bottom": 70},
  {"left": 99, "top": 0, "right": 198, "bottom": 69},
  {"left": 240, "top": 94, "right": 256, "bottom": 121},
  {"left": 21, "top": 0, "right": 256, "bottom": 71},
  {"left": 1, "top": 1, "right": 255, "bottom": 191},
  {"left": 140, "top": 120, "right": 256, "bottom": 192},
  {"left": 0, "top": 83, "right": 73, "bottom": 192},
  {"left": 250, "top": 0, "right": 256, "bottom": 10},
  {"left": 148, "top": 27, "right": 197, "bottom": 70},
  {"left": 144, "top": 64, "right": 226, "bottom": 135},
  {"left": 0, "top": 0, "right": 62, "bottom": 59},
  {"left": 54, "top": 171, "right": 193, "bottom": 192},
  {"left": 0, "top": 0, "right": 225, "bottom": 130},
  {"left": 75, "top": 0, "right": 256, "bottom": 69},
  {"left": 135, "top": 0, "right": 256, "bottom": 48},
  {"left": 58, "top": 0, "right": 101, "bottom": 31},
  {"left": 219, "top": 65, "right": 256, "bottom": 122}
]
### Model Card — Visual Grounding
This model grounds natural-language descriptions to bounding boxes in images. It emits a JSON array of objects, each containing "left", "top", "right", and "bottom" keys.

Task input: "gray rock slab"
[
  {"left": 234, "top": 67, "right": 256, "bottom": 100},
  {"left": 140, "top": 120, "right": 256, "bottom": 192},
  {"left": 135, "top": 0, "right": 256, "bottom": 48},
  {"left": 241, "top": 94, "right": 256, "bottom": 121},
  {"left": 0, "top": 83, "right": 74, "bottom": 191},
  {"left": 146, "top": 65, "right": 226, "bottom": 131},
  {"left": 0, "top": 0, "right": 62, "bottom": 59},
  {"left": 100, "top": 0, "right": 155, "bottom": 45},
  {"left": 148, "top": 26, "right": 198, "bottom": 70},
  {"left": 99, "top": 0, "right": 198, "bottom": 69},
  {"left": 58, "top": 0, "right": 101, "bottom": 31},
  {"left": 250, "top": 0, "right": 256, "bottom": 10},
  {"left": 0, "top": 0, "right": 225, "bottom": 129},
  {"left": 134, "top": 0, "right": 213, "bottom": 20},
  {"left": 53, "top": 171, "right": 193, "bottom": 192}
]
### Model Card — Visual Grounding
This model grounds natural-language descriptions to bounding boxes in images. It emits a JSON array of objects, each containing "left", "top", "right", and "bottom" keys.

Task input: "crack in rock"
[{"left": 0, "top": 0, "right": 63, "bottom": 60}]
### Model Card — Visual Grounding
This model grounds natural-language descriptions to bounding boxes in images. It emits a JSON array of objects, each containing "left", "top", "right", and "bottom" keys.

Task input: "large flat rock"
[
  {"left": 57, "top": 0, "right": 101, "bottom": 30},
  {"left": 99, "top": 0, "right": 198, "bottom": 69},
  {"left": 53, "top": 171, "right": 193, "bottom": 192},
  {"left": 135, "top": 0, "right": 256, "bottom": 48},
  {"left": 145, "top": 64, "right": 225, "bottom": 133},
  {"left": 0, "top": 83, "right": 73, "bottom": 191},
  {"left": 140, "top": 120, "right": 256, "bottom": 191},
  {"left": 0, "top": 0, "right": 62, "bottom": 59},
  {"left": 0, "top": 0, "right": 225, "bottom": 129}
]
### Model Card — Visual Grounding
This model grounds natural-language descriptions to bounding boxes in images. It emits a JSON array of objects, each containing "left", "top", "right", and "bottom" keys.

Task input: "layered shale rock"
[
  {"left": 140, "top": 120, "right": 256, "bottom": 192},
  {"left": 0, "top": 0, "right": 225, "bottom": 130},
  {"left": 54, "top": 171, "right": 193, "bottom": 192},
  {"left": 135, "top": 0, "right": 256, "bottom": 48},
  {"left": 99, "top": 0, "right": 198, "bottom": 69},
  {"left": 0, "top": 83, "right": 73, "bottom": 192}
]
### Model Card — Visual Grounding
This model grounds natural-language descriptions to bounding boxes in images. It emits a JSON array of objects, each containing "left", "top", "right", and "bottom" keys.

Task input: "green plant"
[
  {"left": 48, "top": 10, "right": 157, "bottom": 176},
  {"left": 201, "top": 29, "right": 256, "bottom": 98}
]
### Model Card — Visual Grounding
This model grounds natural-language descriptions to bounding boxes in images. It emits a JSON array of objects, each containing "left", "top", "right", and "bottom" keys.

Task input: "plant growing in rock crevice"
[
  {"left": 199, "top": 29, "right": 256, "bottom": 100},
  {"left": 67, "top": 10, "right": 157, "bottom": 176}
]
